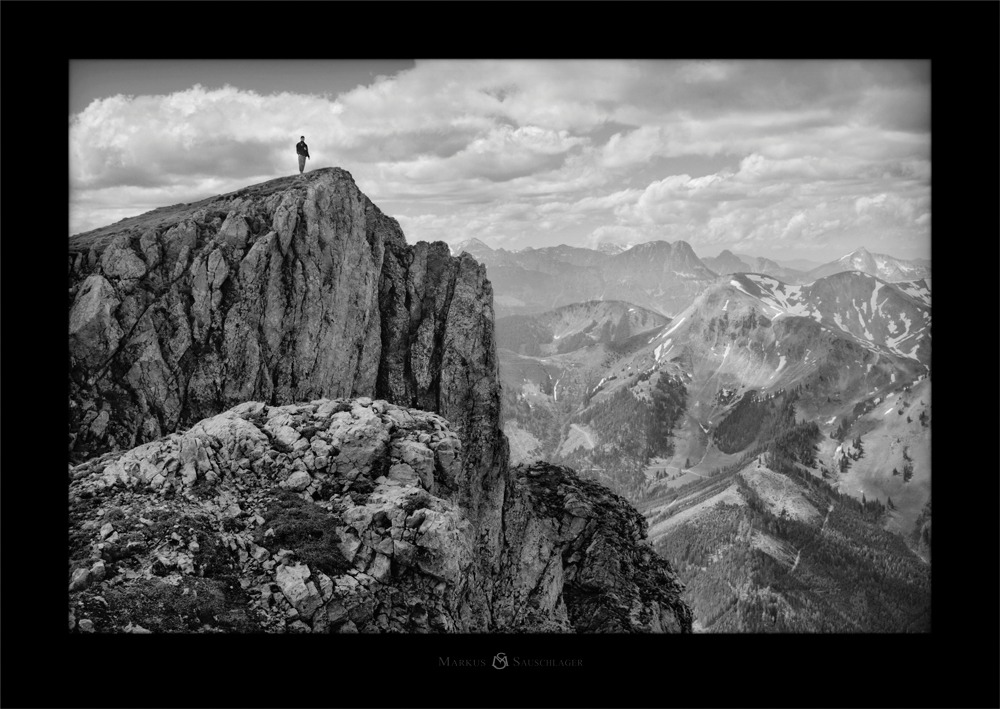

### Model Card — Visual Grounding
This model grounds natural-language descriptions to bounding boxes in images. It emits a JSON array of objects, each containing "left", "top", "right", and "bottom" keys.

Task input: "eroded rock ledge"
[{"left": 67, "top": 399, "right": 690, "bottom": 633}]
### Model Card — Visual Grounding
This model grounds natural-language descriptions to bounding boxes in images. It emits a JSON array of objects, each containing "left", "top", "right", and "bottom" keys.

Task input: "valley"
[{"left": 486, "top": 241, "right": 932, "bottom": 632}]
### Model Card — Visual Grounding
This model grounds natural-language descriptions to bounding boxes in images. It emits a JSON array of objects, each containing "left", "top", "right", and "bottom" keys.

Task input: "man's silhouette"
[{"left": 296, "top": 136, "right": 310, "bottom": 175}]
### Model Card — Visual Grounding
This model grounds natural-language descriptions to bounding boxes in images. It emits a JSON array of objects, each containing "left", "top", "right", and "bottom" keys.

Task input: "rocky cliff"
[
  {"left": 67, "top": 399, "right": 689, "bottom": 633},
  {"left": 67, "top": 168, "right": 691, "bottom": 632},
  {"left": 68, "top": 169, "right": 500, "bottom": 471}
]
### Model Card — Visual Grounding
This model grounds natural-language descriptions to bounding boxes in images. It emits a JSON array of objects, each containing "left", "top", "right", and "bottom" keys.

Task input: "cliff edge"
[{"left": 67, "top": 168, "right": 691, "bottom": 632}]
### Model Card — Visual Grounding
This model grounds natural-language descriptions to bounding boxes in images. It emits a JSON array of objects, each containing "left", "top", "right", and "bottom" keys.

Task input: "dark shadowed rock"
[{"left": 495, "top": 462, "right": 692, "bottom": 632}]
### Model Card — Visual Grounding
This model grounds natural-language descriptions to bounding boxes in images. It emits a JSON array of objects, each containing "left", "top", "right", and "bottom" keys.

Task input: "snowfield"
[
  {"left": 884, "top": 311, "right": 920, "bottom": 359},
  {"left": 870, "top": 281, "right": 884, "bottom": 318},
  {"left": 897, "top": 281, "right": 931, "bottom": 306},
  {"left": 744, "top": 274, "right": 819, "bottom": 319}
]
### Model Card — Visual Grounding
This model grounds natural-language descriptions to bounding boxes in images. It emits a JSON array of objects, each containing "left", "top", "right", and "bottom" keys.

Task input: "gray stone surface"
[{"left": 66, "top": 169, "right": 691, "bottom": 635}]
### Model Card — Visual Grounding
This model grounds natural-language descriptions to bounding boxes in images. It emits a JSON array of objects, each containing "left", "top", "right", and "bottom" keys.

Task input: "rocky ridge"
[
  {"left": 807, "top": 246, "right": 930, "bottom": 283},
  {"left": 68, "top": 169, "right": 500, "bottom": 475},
  {"left": 453, "top": 238, "right": 717, "bottom": 318},
  {"left": 68, "top": 168, "right": 692, "bottom": 633},
  {"left": 68, "top": 399, "right": 479, "bottom": 633},
  {"left": 67, "top": 398, "right": 689, "bottom": 633}
]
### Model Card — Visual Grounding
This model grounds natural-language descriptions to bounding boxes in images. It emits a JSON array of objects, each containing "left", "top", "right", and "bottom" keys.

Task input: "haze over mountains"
[
  {"left": 496, "top": 300, "right": 670, "bottom": 358},
  {"left": 452, "top": 237, "right": 716, "bottom": 318},
  {"left": 805, "top": 246, "right": 931, "bottom": 282},
  {"left": 454, "top": 238, "right": 931, "bottom": 320},
  {"left": 701, "top": 249, "right": 806, "bottom": 284}
]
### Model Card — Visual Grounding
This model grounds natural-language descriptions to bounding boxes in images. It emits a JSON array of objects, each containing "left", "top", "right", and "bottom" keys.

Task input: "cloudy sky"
[{"left": 70, "top": 60, "right": 930, "bottom": 263}]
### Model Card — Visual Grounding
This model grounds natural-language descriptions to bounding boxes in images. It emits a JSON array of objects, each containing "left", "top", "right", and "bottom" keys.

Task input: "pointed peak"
[
  {"left": 454, "top": 237, "right": 493, "bottom": 251},
  {"left": 596, "top": 242, "right": 625, "bottom": 255}
]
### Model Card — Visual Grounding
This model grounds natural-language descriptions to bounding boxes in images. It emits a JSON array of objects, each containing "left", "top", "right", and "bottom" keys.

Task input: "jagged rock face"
[
  {"left": 67, "top": 168, "right": 501, "bottom": 472},
  {"left": 67, "top": 169, "right": 691, "bottom": 633},
  {"left": 377, "top": 239, "right": 507, "bottom": 575},
  {"left": 67, "top": 400, "right": 690, "bottom": 633},
  {"left": 495, "top": 462, "right": 692, "bottom": 632},
  {"left": 68, "top": 168, "right": 509, "bottom": 587},
  {"left": 68, "top": 399, "right": 485, "bottom": 633}
]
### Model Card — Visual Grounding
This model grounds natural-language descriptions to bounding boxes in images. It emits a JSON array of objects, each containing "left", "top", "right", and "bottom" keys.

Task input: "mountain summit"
[
  {"left": 459, "top": 238, "right": 718, "bottom": 318},
  {"left": 808, "top": 247, "right": 930, "bottom": 282},
  {"left": 67, "top": 167, "right": 691, "bottom": 634}
]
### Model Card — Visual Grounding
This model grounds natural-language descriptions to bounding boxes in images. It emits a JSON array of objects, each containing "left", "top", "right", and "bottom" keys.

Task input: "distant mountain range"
[
  {"left": 806, "top": 247, "right": 930, "bottom": 282},
  {"left": 702, "top": 250, "right": 807, "bottom": 283},
  {"left": 451, "top": 238, "right": 716, "bottom": 318},
  {"left": 451, "top": 237, "right": 931, "bottom": 633},
  {"left": 725, "top": 271, "right": 931, "bottom": 364},
  {"left": 495, "top": 300, "right": 669, "bottom": 357},
  {"left": 452, "top": 239, "right": 930, "bottom": 319},
  {"left": 769, "top": 256, "right": 824, "bottom": 271},
  {"left": 596, "top": 242, "right": 628, "bottom": 255},
  {"left": 497, "top": 268, "right": 930, "bottom": 519}
]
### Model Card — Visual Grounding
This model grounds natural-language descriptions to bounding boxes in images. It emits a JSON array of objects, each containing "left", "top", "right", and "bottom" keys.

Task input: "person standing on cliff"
[{"left": 296, "top": 136, "right": 310, "bottom": 175}]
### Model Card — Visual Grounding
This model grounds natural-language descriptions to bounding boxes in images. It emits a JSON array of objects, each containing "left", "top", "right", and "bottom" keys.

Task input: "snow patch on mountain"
[
  {"left": 884, "top": 312, "right": 919, "bottom": 359},
  {"left": 870, "top": 281, "right": 884, "bottom": 318},
  {"left": 745, "top": 274, "right": 817, "bottom": 319},
  {"left": 897, "top": 280, "right": 931, "bottom": 307},
  {"left": 654, "top": 339, "right": 673, "bottom": 363},
  {"left": 663, "top": 317, "right": 685, "bottom": 337},
  {"left": 730, "top": 280, "right": 751, "bottom": 296}
]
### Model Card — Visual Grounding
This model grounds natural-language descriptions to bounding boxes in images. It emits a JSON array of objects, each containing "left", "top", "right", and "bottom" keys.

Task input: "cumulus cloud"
[{"left": 70, "top": 60, "right": 930, "bottom": 261}]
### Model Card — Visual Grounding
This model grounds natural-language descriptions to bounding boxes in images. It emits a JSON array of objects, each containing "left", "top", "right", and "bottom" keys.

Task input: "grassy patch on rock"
[
  {"left": 255, "top": 490, "right": 350, "bottom": 576},
  {"left": 102, "top": 577, "right": 260, "bottom": 632}
]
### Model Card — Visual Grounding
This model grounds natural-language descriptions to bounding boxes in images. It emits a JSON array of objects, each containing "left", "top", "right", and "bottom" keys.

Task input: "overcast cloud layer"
[{"left": 70, "top": 60, "right": 930, "bottom": 262}]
